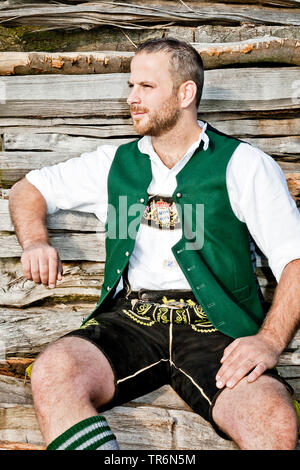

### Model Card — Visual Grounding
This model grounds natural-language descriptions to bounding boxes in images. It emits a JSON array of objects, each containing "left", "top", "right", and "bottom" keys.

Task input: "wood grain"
[
  {"left": 0, "top": 1, "right": 300, "bottom": 29},
  {"left": 0, "top": 67, "right": 299, "bottom": 118},
  {"left": 0, "top": 37, "right": 299, "bottom": 75}
]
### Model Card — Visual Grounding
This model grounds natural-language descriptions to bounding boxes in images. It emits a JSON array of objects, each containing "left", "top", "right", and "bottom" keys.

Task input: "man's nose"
[{"left": 127, "top": 87, "right": 141, "bottom": 106}]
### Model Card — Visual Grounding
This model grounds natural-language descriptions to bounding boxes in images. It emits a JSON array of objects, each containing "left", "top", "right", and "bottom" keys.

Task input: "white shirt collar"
[{"left": 137, "top": 120, "right": 209, "bottom": 167}]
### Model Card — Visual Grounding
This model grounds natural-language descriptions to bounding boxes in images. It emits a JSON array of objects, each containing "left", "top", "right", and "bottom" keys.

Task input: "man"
[{"left": 9, "top": 38, "right": 300, "bottom": 450}]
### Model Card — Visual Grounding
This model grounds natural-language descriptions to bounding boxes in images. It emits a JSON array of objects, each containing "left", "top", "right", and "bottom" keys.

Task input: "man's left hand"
[{"left": 215, "top": 334, "right": 282, "bottom": 389}]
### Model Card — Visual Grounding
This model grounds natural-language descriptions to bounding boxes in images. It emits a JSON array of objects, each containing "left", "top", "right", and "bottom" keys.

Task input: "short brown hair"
[{"left": 135, "top": 37, "right": 204, "bottom": 108}]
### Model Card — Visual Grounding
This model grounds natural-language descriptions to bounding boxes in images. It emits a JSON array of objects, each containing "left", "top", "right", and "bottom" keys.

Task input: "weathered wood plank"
[
  {"left": 0, "top": 152, "right": 78, "bottom": 187},
  {"left": 0, "top": 357, "right": 35, "bottom": 379},
  {"left": 0, "top": 199, "right": 104, "bottom": 232},
  {"left": 45, "top": 0, "right": 300, "bottom": 6},
  {"left": 0, "top": 258, "right": 104, "bottom": 307},
  {"left": 1, "top": 404, "right": 296, "bottom": 450},
  {"left": 0, "top": 124, "right": 135, "bottom": 138},
  {"left": 0, "top": 404, "right": 44, "bottom": 446},
  {"left": 0, "top": 441, "right": 45, "bottom": 451},
  {"left": 0, "top": 116, "right": 133, "bottom": 127},
  {"left": 0, "top": 68, "right": 299, "bottom": 118},
  {"left": 201, "top": 0, "right": 300, "bottom": 5},
  {"left": 0, "top": 376, "right": 33, "bottom": 406},
  {"left": 0, "top": 36, "right": 299, "bottom": 75},
  {"left": 247, "top": 137, "right": 300, "bottom": 157},
  {"left": 195, "top": 25, "right": 300, "bottom": 44},
  {"left": 278, "top": 352, "right": 300, "bottom": 366},
  {"left": 0, "top": 232, "right": 106, "bottom": 260},
  {"left": 1, "top": 117, "right": 300, "bottom": 138},
  {"left": 280, "top": 166, "right": 300, "bottom": 202},
  {"left": 98, "top": 405, "right": 238, "bottom": 450},
  {"left": 0, "top": 1, "right": 300, "bottom": 28},
  {"left": 0, "top": 440, "right": 44, "bottom": 450},
  {"left": 212, "top": 118, "right": 300, "bottom": 138},
  {"left": 0, "top": 401, "right": 240, "bottom": 450},
  {"left": 2, "top": 133, "right": 132, "bottom": 153},
  {"left": 0, "top": 51, "right": 134, "bottom": 76},
  {"left": 1, "top": 23, "right": 300, "bottom": 54},
  {"left": 3, "top": 132, "right": 300, "bottom": 157},
  {"left": 194, "top": 37, "right": 300, "bottom": 68},
  {"left": 0, "top": 304, "right": 89, "bottom": 357}
]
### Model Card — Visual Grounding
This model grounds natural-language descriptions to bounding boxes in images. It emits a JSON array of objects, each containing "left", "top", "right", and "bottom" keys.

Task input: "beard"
[{"left": 130, "top": 92, "right": 181, "bottom": 137}]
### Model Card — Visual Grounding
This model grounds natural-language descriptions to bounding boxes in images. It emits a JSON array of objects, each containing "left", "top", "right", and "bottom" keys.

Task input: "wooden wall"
[{"left": 0, "top": 0, "right": 299, "bottom": 450}]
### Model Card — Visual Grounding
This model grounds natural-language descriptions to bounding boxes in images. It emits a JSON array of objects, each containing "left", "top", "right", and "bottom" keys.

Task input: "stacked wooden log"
[{"left": 0, "top": 0, "right": 299, "bottom": 450}]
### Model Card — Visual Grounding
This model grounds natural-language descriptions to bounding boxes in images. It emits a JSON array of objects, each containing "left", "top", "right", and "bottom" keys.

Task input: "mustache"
[{"left": 130, "top": 105, "right": 149, "bottom": 113}]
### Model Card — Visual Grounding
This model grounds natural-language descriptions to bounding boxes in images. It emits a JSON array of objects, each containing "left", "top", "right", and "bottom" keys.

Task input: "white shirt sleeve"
[
  {"left": 226, "top": 142, "right": 300, "bottom": 282},
  {"left": 26, "top": 144, "right": 117, "bottom": 223}
]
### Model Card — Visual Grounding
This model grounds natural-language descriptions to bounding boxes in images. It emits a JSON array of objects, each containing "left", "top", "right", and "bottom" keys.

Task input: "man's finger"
[
  {"left": 48, "top": 254, "right": 60, "bottom": 288},
  {"left": 21, "top": 253, "right": 32, "bottom": 280},
  {"left": 217, "top": 344, "right": 241, "bottom": 381},
  {"left": 220, "top": 339, "right": 239, "bottom": 363},
  {"left": 57, "top": 259, "right": 63, "bottom": 281},
  {"left": 216, "top": 355, "right": 240, "bottom": 387},
  {"left": 39, "top": 257, "right": 49, "bottom": 285},
  {"left": 30, "top": 257, "right": 41, "bottom": 284},
  {"left": 246, "top": 362, "right": 267, "bottom": 383},
  {"left": 219, "top": 359, "right": 256, "bottom": 389}
]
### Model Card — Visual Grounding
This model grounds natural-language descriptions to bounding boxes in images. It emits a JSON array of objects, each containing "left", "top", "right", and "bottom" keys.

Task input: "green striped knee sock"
[{"left": 47, "top": 415, "right": 119, "bottom": 450}]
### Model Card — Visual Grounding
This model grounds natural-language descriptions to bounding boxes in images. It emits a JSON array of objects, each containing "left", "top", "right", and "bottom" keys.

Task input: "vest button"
[
  {"left": 117, "top": 269, "right": 121, "bottom": 274},
  {"left": 176, "top": 192, "right": 182, "bottom": 198},
  {"left": 125, "top": 251, "right": 130, "bottom": 256},
  {"left": 196, "top": 283, "right": 205, "bottom": 289},
  {"left": 106, "top": 286, "right": 111, "bottom": 291},
  {"left": 139, "top": 198, "right": 145, "bottom": 204}
]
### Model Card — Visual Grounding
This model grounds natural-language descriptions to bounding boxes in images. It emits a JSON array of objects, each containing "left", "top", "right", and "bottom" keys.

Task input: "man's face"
[{"left": 127, "top": 52, "right": 181, "bottom": 137}]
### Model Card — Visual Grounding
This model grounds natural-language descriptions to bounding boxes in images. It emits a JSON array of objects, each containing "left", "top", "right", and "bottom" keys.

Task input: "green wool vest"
[{"left": 82, "top": 124, "right": 265, "bottom": 338}]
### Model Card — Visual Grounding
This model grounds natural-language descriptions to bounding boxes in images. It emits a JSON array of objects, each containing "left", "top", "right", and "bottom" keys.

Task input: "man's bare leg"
[
  {"left": 212, "top": 374, "right": 298, "bottom": 450},
  {"left": 30, "top": 336, "right": 115, "bottom": 447}
]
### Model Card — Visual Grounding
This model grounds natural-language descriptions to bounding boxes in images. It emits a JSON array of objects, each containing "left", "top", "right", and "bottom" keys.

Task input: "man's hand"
[
  {"left": 215, "top": 334, "right": 282, "bottom": 389},
  {"left": 21, "top": 242, "right": 63, "bottom": 289}
]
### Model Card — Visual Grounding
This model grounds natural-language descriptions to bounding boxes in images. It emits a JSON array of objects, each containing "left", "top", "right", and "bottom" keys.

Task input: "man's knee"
[
  {"left": 31, "top": 337, "right": 80, "bottom": 390},
  {"left": 212, "top": 375, "right": 298, "bottom": 449},
  {"left": 31, "top": 336, "right": 115, "bottom": 409}
]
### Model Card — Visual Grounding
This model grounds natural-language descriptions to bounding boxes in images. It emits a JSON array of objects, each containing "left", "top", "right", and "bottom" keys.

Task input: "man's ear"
[{"left": 178, "top": 80, "right": 197, "bottom": 109}]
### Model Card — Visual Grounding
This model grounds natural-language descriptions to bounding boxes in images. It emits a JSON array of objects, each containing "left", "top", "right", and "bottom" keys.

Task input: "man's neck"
[{"left": 151, "top": 120, "right": 202, "bottom": 169}]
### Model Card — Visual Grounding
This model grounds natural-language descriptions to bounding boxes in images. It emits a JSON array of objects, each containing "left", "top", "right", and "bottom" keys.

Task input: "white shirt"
[{"left": 26, "top": 121, "right": 300, "bottom": 286}]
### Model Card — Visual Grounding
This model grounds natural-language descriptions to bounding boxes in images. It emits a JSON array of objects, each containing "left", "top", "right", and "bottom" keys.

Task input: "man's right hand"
[{"left": 21, "top": 242, "right": 63, "bottom": 289}]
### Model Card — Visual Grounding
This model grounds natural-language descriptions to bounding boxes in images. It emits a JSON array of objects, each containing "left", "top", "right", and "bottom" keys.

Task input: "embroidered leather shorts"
[{"left": 65, "top": 289, "right": 293, "bottom": 440}]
